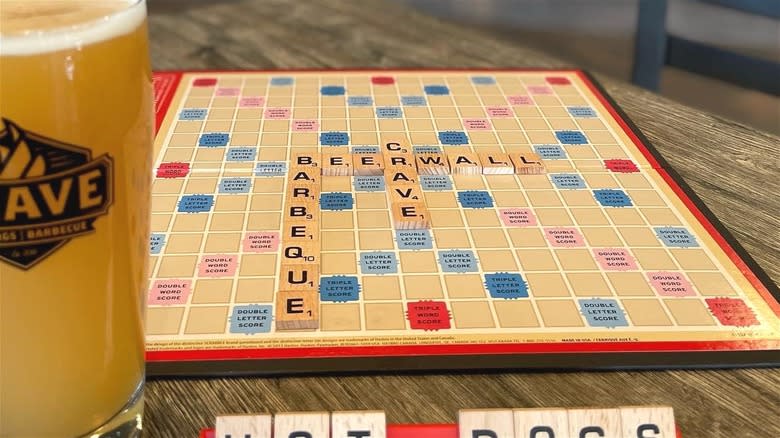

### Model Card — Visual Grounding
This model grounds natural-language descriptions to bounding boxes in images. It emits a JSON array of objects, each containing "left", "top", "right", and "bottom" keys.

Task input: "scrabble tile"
[
  {"left": 479, "top": 152, "right": 514, "bottom": 175},
  {"left": 513, "top": 408, "right": 569, "bottom": 438},
  {"left": 567, "top": 408, "right": 622, "bottom": 438},
  {"left": 331, "top": 410, "right": 387, "bottom": 438},
  {"left": 619, "top": 405, "right": 676, "bottom": 438},
  {"left": 273, "top": 412, "right": 329, "bottom": 438},
  {"left": 447, "top": 150, "right": 482, "bottom": 175},
  {"left": 509, "top": 152, "right": 546, "bottom": 175},
  {"left": 215, "top": 414, "right": 271, "bottom": 438},
  {"left": 354, "top": 153, "right": 386, "bottom": 176},
  {"left": 416, "top": 152, "right": 451, "bottom": 175},
  {"left": 459, "top": 409, "right": 515, "bottom": 438},
  {"left": 275, "top": 290, "right": 319, "bottom": 330}
]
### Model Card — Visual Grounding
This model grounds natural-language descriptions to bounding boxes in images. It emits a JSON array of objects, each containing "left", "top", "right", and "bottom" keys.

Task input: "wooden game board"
[{"left": 146, "top": 69, "right": 780, "bottom": 376}]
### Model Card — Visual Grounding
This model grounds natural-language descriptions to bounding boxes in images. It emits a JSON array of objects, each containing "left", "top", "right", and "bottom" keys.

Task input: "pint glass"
[{"left": 0, "top": 1, "right": 153, "bottom": 436}]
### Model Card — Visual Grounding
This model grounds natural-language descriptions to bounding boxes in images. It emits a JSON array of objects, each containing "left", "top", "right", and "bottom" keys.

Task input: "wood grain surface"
[{"left": 143, "top": 1, "right": 780, "bottom": 437}]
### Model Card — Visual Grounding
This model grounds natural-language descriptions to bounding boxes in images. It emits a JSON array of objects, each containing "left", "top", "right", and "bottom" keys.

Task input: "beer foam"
[{"left": 0, "top": 0, "right": 146, "bottom": 55}]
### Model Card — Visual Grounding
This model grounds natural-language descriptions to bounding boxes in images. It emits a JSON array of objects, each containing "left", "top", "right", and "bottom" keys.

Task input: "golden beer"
[{"left": 0, "top": 1, "right": 153, "bottom": 436}]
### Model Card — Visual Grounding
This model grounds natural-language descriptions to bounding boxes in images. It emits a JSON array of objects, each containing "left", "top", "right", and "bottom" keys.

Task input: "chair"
[{"left": 631, "top": 0, "right": 780, "bottom": 95}]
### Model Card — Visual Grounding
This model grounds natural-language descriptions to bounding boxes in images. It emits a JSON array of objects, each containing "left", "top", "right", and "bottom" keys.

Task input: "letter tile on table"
[
  {"left": 215, "top": 414, "right": 271, "bottom": 438},
  {"left": 513, "top": 408, "right": 569, "bottom": 438},
  {"left": 274, "top": 412, "right": 330, "bottom": 438},
  {"left": 459, "top": 409, "right": 515, "bottom": 438},
  {"left": 619, "top": 406, "right": 676, "bottom": 438},
  {"left": 567, "top": 408, "right": 621, "bottom": 438}
]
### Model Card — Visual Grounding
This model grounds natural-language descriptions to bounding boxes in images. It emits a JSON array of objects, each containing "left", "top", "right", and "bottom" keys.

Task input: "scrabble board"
[{"left": 146, "top": 69, "right": 780, "bottom": 376}]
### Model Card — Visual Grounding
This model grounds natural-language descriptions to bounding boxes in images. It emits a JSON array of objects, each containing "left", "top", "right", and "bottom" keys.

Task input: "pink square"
[
  {"left": 499, "top": 208, "right": 537, "bottom": 227},
  {"left": 215, "top": 87, "right": 240, "bottom": 97},
  {"left": 264, "top": 107, "right": 291, "bottom": 119},
  {"left": 544, "top": 227, "right": 585, "bottom": 247},
  {"left": 486, "top": 106, "right": 513, "bottom": 118},
  {"left": 198, "top": 254, "right": 238, "bottom": 277},
  {"left": 593, "top": 248, "right": 638, "bottom": 271},
  {"left": 243, "top": 232, "right": 279, "bottom": 253},
  {"left": 527, "top": 85, "right": 553, "bottom": 95},
  {"left": 292, "top": 119, "right": 319, "bottom": 131},
  {"left": 463, "top": 118, "right": 491, "bottom": 130},
  {"left": 647, "top": 272, "right": 696, "bottom": 297},
  {"left": 507, "top": 95, "right": 534, "bottom": 105},
  {"left": 239, "top": 96, "right": 265, "bottom": 108},
  {"left": 148, "top": 279, "right": 192, "bottom": 305}
]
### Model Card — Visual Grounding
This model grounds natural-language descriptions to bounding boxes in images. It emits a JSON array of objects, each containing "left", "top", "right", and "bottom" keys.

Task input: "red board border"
[{"left": 148, "top": 68, "right": 779, "bottom": 368}]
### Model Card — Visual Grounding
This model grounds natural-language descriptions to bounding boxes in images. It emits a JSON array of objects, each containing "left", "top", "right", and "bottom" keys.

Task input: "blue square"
[
  {"left": 485, "top": 273, "right": 528, "bottom": 299},
  {"left": 534, "top": 145, "right": 567, "bottom": 159},
  {"left": 457, "top": 191, "right": 493, "bottom": 208},
  {"left": 226, "top": 147, "right": 257, "bottom": 161},
  {"left": 320, "top": 276, "right": 361, "bottom": 302},
  {"left": 555, "top": 130, "right": 588, "bottom": 145},
  {"left": 218, "top": 178, "right": 251, "bottom": 194},
  {"left": 354, "top": 176, "right": 385, "bottom": 192},
  {"left": 179, "top": 108, "right": 207, "bottom": 120},
  {"left": 198, "top": 133, "right": 229, "bottom": 147},
  {"left": 424, "top": 85, "right": 450, "bottom": 95},
  {"left": 568, "top": 107, "right": 597, "bottom": 118},
  {"left": 320, "top": 131, "right": 349, "bottom": 146},
  {"left": 352, "top": 146, "right": 380, "bottom": 154},
  {"left": 150, "top": 234, "right": 166, "bottom": 255},
  {"left": 579, "top": 299, "right": 628, "bottom": 328},
  {"left": 438, "top": 131, "right": 468, "bottom": 145},
  {"left": 551, "top": 174, "right": 586, "bottom": 189},
  {"left": 594, "top": 189, "right": 632, "bottom": 207},
  {"left": 396, "top": 230, "right": 433, "bottom": 250},
  {"left": 320, "top": 192, "right": 354, "bottom": 210},
  {"left": 438, "top": 250, "right": 478, "bottom": 273},
  {"left": 376, "top": 107, "right": 403, "bottom": 118},
  {"left": 401, "top": 95, "right": 427, "bottom": 106},
  {"left": 655, "top": 227, "right": 699, "bottom": 247},
  {"left": 270, "top": 77, "right": 294, "bottom": 86},
  {"left": 255, "top": 161, "right": 288, "bottom": 177},
  {"left": 360, "top": 252, "right": 398, "bottom": 274},
  {"left": 420, "top": 175, "right": 453, "bottom": 191},
  {"left": 348, "top": 96, "right": 373, "bottom": 106},
  {"left": 230, "top": 305, "right": 272, "bottom": 334},
  {"left": 178, "top": 195, "right": 214, "bottom": 213},
  {"left": 321, "top": 85, "right": 346, "bottom": 96},
  {"left": 471, "top": 76, "right": 496, "bottom": 85},
  {"left": 413, "top": 145, "right": 442, "bottom": 153}
]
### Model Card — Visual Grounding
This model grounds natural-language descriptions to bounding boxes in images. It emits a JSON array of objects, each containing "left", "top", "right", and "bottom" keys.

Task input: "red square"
[
  {"left": 706, "top": 298, "right": 759, "bottom": 327},
  {"left": 371, "top": 76, "right": 395, "bottom": 85},
  {"left": 406, "top": 300, "right": 451, "bottom": 330},
  {"left": 156, "top": 162, "right": 190, "bottom": 178},
  {"left": 604, "top": 159, "right": 639, "bottom": 173},
  {"left": 193, "top": 78, "right": 217, "bottom": 87},
  {"left": 545, "top": 76, "right": 571, "bottom": 85}
]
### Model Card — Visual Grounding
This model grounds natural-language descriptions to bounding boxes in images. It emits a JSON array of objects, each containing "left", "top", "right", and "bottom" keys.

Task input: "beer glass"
[{"left": 0, "top": 1, "right": 153, "bottom": 436}]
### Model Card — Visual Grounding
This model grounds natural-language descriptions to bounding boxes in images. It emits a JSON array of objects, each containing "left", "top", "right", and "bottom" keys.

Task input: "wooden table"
[{"left": 144, "top": 1, "right": 780, "bottom": 437}]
